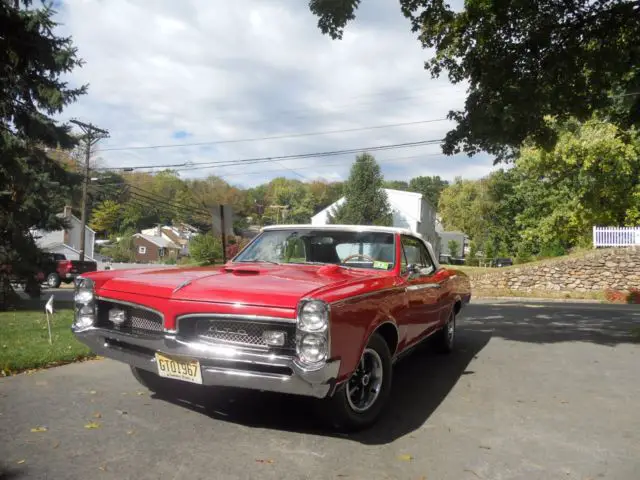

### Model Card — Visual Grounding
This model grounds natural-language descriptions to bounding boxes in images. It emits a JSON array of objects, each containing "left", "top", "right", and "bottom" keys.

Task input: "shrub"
[
  {"left": 605, "top": 289, "right": 631, "bottom": 303},
  {"left": 628, "top": 288, "right": 640, "bottom": 304},
  {"left": 515, "top": 242, "right": 533, "bottom": 264},
  {"left": 466, "top": 241, "right": 479, "bottom": 266},
  {"left": 189, "top": 233, "right": 222, "bottom": 265}
]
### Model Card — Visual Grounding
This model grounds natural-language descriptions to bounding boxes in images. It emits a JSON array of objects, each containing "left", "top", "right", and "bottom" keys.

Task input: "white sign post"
[{"left": 44, "top": 294, "right": 54, "bottom": 345}]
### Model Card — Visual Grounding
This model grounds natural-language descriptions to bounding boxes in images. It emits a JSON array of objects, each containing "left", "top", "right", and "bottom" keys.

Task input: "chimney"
[
  {"left": 155, "top": 225, "right": 162, "bottom": 237},
  {"left": 63, "top": 205, "right": 73, "bottom": 218}
]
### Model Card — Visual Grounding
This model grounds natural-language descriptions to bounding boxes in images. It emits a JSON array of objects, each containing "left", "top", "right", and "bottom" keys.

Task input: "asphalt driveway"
[{"left": 1, "top": 301, "right": 639, "bottom": 479}]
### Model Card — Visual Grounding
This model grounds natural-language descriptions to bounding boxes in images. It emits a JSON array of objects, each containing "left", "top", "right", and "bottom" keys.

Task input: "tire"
[
  {"left": 326, "top": 333, "right": 393, "bottom": 431},
  {"left": 46, "top": 273, "right": 61, "bottom": 288},
  {"left": 130, "top": 366, "right": 174, "bottom": 394},
  {"left": 435, "top": 308, "right": 456, "bottom": 354}
]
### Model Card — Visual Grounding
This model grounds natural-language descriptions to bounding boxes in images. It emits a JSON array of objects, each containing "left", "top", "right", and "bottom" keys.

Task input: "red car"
[{"left": 72, "top": 225, "right": 471, "bottom": 430}]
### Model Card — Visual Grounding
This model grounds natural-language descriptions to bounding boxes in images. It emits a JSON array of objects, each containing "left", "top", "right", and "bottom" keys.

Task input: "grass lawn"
[{"left": 0, "top": 309, "right": 95, "bottom": 376}]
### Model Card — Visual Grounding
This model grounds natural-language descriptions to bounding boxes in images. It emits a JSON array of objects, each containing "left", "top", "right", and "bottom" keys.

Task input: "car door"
[{"left": 400, "top": 235, "right": 442, "bottom": 346}]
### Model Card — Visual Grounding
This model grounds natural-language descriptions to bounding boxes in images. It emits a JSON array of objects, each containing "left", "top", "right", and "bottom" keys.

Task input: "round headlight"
[
  {"left": 297, "top": 333, "right": 328, "bottom": 364},
  {"left": 75, "top": 289, "right": 94, "bottom": 304},
  {"left": 75, "top": 313, "right": 95, "bottom": 329},
  {"left": 298, "top": 300, "right": 328, "bottom": 332}
]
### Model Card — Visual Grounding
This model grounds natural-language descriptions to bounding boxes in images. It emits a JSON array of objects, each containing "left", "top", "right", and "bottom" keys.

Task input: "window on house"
[
  {"left": 138, "top": 246, "right": 146, "bottom": 254},
  {"left": 159, "top": 247, "right": 165, "bottom": 257}
]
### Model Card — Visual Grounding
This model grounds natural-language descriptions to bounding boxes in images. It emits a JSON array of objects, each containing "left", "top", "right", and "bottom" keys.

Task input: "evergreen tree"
[
  {"left": 0, "top": 0, "right": 86, "bottom": 307},
  {"left": 328, "top": 153, "right": 392, "bottom": 226}
]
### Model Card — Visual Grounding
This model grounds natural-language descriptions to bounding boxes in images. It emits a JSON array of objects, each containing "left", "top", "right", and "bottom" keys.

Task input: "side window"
[{"left": 401, "top": 236, "right": 435, "bottom": 275}]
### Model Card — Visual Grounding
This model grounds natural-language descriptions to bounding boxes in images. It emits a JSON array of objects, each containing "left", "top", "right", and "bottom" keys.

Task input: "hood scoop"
[{"left": 223, "top": 266, "right": 262, "bottom": 276}]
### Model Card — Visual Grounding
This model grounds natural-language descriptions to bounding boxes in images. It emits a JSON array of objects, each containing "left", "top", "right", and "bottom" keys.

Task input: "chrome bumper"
[{"left": 73, "top": 327, "right": 340, "bottom": 399}]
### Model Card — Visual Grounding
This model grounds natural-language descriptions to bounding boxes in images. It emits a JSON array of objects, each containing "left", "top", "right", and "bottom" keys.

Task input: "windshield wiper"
[{"left": 237, "top": 259, "right": 280, "bottom": 265}]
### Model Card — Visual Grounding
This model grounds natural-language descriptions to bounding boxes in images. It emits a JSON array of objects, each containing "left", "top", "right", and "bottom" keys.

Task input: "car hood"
[{"left": 98, "top": 263, "right": 371, "bottom": 309}]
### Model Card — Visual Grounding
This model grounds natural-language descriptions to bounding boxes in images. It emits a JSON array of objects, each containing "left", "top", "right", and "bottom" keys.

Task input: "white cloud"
[{"left": 55, "top": 0, "right": 496, "bottom": 187}]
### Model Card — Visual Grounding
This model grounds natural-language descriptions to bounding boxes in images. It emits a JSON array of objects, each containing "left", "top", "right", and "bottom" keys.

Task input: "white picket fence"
[{"left": 593, "top": 226, "right": 640, "bottom": 247}]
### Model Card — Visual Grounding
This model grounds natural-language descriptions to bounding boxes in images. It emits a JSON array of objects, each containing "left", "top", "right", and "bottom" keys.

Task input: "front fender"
[{"left": 328, "top": 286, "right": 405, "bottom": 383}]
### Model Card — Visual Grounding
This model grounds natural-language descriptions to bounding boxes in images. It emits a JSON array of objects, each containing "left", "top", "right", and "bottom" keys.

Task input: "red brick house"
[{"left": 132, "top": 234, "right": 181, "bottom": 263}]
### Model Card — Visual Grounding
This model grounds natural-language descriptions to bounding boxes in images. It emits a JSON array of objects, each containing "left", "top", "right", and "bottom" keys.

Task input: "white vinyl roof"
[{"left": 261, "top": 224, "right": 420, "bottom": 236}]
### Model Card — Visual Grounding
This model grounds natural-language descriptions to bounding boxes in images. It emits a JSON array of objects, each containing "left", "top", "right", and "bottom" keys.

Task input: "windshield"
[{"left": 234, "top": 229, "right": 396, "bottom": 270}]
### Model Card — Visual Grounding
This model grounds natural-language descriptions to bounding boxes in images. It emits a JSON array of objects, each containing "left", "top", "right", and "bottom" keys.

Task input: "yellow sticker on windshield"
[{"left": 373, "top": 261, "right": 390, "bottom": 270}]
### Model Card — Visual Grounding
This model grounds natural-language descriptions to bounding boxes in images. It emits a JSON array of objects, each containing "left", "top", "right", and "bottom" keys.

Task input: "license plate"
[{"left": 155, "top": 353, "right": 202, "bottom": 384}]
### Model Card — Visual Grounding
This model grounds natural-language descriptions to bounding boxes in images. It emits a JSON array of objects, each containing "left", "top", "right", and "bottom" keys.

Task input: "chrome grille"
[
  {"left": 190, "top": 317, "right": 296, "bottom": 351},
  {"left": 128, "top": 307, "right": 163, "bottom": 332}
]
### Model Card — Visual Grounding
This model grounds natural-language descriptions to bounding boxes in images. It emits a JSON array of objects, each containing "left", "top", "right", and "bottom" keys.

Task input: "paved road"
[{"left": 1, "top": 302, "right": 639, "bottom": 480}]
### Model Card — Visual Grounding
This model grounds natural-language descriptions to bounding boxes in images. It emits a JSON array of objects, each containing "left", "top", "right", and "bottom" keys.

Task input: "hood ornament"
[{"left": 172, "top": 279, "right": 192, "bottom": 293}]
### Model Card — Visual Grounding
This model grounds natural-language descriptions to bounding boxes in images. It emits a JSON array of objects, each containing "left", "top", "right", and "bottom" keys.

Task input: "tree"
[
  {"left": 408, "top": 176, "right": 448, "bottom": 208},
  {"left": 189, "top": 233, "right": 223, "bottom": 265},
  {"left": 1, "top": 0, "right": 86, "bottom": 307},
  {"left": 514, "top": 119, "right": 640, "bottom": 249},
  {"left": 90, "top": 200, "right": 121, "bottom": 236},
  {"left": 438, "top": 177, "right": 493, "bottom": 244},
  {"left": 309, "top": 0, "right": 640, "bottom": 160},
  {"left": 467, "top": 240, "right": 479, "bottom": 266},
  {"left": 384, "top": 180, "right": 409, "bottom": 191},
  {"left": 447, "top": 240, "right": 460, "bottom": 258},
  {"left": 328, "top": 153, "right": 393, "bottom": 226}
]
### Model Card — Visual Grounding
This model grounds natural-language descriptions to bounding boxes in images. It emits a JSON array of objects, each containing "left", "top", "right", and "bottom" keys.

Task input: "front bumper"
[{"left": 73, "top": 327, "right": 340, "bottom": 399}]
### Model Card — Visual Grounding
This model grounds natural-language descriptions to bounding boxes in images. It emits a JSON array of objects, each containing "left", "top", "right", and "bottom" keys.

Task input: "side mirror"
[{"left": 406, "top": 264, "right": 419, "bottom": 275}]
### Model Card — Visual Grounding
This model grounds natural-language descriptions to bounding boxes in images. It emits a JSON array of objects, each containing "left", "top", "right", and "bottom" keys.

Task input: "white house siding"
[
  {"left": 310, "top": 189, "right": 440, "bottom": 255},
  {"left": 34, "top": 229, "right": 64, "bottom": 249}
]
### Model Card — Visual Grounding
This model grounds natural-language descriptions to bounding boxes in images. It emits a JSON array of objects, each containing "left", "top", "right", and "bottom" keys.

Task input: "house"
[
  {"left": 132, "top": 233, "right": 181, "bottom": 263},
  {"left": 33, "top": 206, "right": 96, "bottom": 260},
  {"left": 311, "top": 188, "right": 440, "bottom": 254},
  {"left": 141, "top": 224, "right": 199, "bottom": 256},
  {"left": 435, "top": 217, "right": 470, "bottom": 258}
]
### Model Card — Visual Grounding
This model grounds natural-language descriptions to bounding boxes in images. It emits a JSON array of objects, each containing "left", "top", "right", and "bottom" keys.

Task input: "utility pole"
[{"left": 70, "top": 120, "right": 109, "bottom": 261}]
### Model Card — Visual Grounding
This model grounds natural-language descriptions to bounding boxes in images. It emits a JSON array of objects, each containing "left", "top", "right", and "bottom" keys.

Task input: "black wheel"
[
  {"left": 130, "top": 366, "right": 175, "bottom": 394},
  {"left": 46, "top": 273, "right": 61, "bottom": 288},
  {"left": 326, "top": 333, "right": 392, "bottom": 431},
  {"left": 436, "top": 308, "right": 456, "bottom": 354}
]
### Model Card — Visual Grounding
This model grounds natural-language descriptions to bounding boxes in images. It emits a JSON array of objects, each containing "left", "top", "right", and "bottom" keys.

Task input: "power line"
[
  {"left": 97, "top": 138, "right": 443, "bottom": 173},
  {"left": 211, "top": 152, "right": 448, "bottom": 179},
  {"left": 100, "top": 118, "right": 448, "bottom": 152},
  {"left": 93, "top": 183, "right": 211, "bottom": 217}
]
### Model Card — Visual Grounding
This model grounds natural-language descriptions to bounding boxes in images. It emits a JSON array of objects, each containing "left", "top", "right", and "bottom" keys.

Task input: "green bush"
[
  {"left": 466, "top": 241, "right": 479, "bottom": 266},
  {"left": 515, "top": 242, "right": 533, "bottom": 264},
  {"left": 189, "top": 233, "right": 222, "bottom": 265},
  {"left": 539, "top": 240, "right": 566, "bottom": 258}
]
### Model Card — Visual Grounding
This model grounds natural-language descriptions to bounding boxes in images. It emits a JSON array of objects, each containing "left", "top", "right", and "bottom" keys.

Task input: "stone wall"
[{"left": 471, "top": 247, "right": 640, "bottom": 293}]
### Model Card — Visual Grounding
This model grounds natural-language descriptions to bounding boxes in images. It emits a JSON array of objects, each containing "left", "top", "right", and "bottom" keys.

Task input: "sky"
[{"left": 54, "top": 0, "right": 497, "bottom": 188}]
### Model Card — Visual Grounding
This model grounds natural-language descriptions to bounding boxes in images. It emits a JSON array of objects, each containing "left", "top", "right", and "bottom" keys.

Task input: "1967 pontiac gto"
[{"left": 72, "top": 225, "right": 471, "bottom": 430}]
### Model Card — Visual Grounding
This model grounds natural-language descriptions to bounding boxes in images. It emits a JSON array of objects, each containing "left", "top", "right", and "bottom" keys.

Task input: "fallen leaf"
[
  {"left": 93, "top": 412, "right": 102, "bottom": 419},
  {"left": 255, "top": 459, "right": 274, "bottom": 464},
  {"left": 464, "top": 469, "right": 482, "bottom": 479},
  {"left": 90, "top": 390, "right": 97, "bottom": 395},
  {"left": 115, "top": 410, "right": 127, "bottom": 415},
  {"left": 126, "top": 430, "right": 135, "bottom": 435},
  {"left": 398, "top": 454, "right": 413, "bottom": 461},
  {"left": 52, "top": 441, "right": 60, "bottom": 449},
  {"left": 121, "top": 392, "right": 128, "bottom": 396},
  {"left": 84, "top": 421, "right": 101, "bottom": 429},
  {"left": 16, "top": 459, "right": 26, "bottom": 465},
  {"left": 30, "top": 426, "right": 48, "bottom": 433},
  {"left": 99, "top": 464, "right": 107, "bottom": 471},
  {"left": 136, "top": 391, "right": 146, "bottom": 396},
  {"left": 479, "top": 445, "right": 491, "bottom": 450}
]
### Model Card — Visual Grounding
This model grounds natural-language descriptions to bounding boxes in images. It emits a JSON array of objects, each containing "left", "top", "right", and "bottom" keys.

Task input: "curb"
[{"left": 472, "top": 296, "right": 603, "bottom": 304}]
